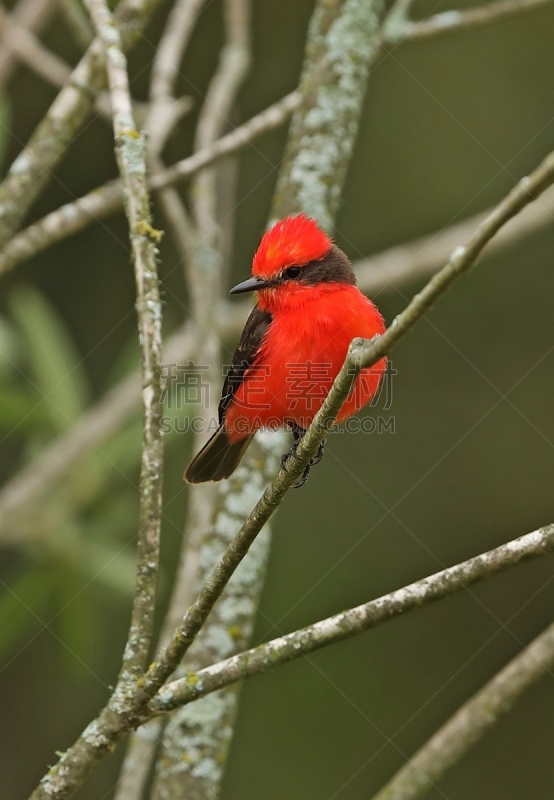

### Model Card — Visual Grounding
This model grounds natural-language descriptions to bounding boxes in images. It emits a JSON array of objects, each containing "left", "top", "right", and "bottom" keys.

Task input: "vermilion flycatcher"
[{"left": 185, "top": 214, "right": 387, "bottom": 487}]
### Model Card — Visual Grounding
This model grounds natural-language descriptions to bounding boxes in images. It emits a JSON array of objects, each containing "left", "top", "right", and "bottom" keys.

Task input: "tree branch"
[
  {"left": 152, "top": 525, "right": 554, "bottom": 712},
  {"left": 84, "top": 0, "right": 164, "bottom": 683},
  {"left": 391, "top": 0, "right": 554, "bottom": 43},
  {"left": 271, "top": 0, "right": 384, "bottom": 230},
  {"left": 370, "top": 617, "right": 554, "bottom": 800}
]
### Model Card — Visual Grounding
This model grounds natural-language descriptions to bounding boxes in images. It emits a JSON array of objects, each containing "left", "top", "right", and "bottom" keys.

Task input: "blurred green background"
[{"left": 1, "top": 0, "right": 554, "bottom": 798}]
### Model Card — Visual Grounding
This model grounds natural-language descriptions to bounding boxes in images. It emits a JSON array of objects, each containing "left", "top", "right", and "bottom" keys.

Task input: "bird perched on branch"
[{"left": 185, "top": 214, "right": 387, "bottom": 487}]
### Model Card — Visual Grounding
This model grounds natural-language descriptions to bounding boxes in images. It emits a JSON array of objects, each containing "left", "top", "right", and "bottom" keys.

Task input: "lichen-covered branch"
[
  {"left": 370, "top": 616, "right": 554, "bottom": 800},
  {"left": 152, "top": 524, "right": 554, "bottom": 711},
  {"left": 83, "top": 0, "right": 164, "bottom": 686},
  {"left": 0, "top": 0, "right": 164, "bottom": 249},
  {"left": 151, "top": 434, "right": 284, "bottom": 799},
  {"left": 271, "top": 0, "right": 384, "bottom": 230},
  {"left": 0, "top": 91, "right": 300, "bottom": 276}
]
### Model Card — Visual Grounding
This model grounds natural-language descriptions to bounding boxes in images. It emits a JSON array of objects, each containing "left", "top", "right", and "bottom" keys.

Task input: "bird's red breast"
[{"left": 225, "top": 277, "right": 386, "bottom": 443}]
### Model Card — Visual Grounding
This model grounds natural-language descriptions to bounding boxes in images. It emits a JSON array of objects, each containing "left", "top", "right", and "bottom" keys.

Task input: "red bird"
[{"left": 185, "top": 214, "right": 387, "bottom": 487}]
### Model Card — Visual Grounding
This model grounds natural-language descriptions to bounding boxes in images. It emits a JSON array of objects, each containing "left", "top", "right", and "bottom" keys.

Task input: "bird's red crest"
[{"left": 252, "top": 214, "right": 332, "bottom": 279}]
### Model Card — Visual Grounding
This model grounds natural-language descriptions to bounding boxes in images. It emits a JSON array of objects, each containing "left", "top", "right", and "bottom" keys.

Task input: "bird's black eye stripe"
[{"left": 284, "top": 266, "right": 302, "bottom": 280}]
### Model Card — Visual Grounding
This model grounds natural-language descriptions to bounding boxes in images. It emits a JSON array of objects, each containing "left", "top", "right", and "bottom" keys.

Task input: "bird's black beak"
[{"left": 229, "top": 276, "right": 271, "bottom": 295}]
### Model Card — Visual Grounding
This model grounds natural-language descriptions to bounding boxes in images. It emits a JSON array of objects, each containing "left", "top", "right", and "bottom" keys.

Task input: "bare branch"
[
  {"left": 391, "top": 0, "right": 554, "bottom": 43},
  {"left": 145, "top": 0, "right": 205, "bottom": 156},
  {"left": 0, "top": 91, "right": 300, "bottom": 275},
  {"left": 153, "top": 525, "right": 554, "bottom": 711},
  {"left": 84, "top": 0, "right": 164, "bottom": 682},
  {"left": 371, "top": 618, "right": 554, "bottom": 800}
]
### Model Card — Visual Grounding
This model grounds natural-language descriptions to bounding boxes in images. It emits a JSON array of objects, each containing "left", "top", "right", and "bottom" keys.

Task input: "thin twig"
[
  {"left": 145, "top": 0, "right": 204, "bottom": 156},
  {"left": 390, "top": 0, "right": 554, "bottom": 43},
  {"left": 370, "top": 617, "right": 554, "bottom": 800},
  {"left": 152, "top": 525, "right": 554, "bottom": 711},
  {"left": 0, "top": 91, "right": 300, "bottom": 276},
  {"left": 84, "top": 0, "right": 164, "bottom": 683}
]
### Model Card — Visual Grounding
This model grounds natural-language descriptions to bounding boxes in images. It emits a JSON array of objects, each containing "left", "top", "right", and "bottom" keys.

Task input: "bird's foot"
[{"left": 280, "top": 434, "right": 327, "bottom": 489}]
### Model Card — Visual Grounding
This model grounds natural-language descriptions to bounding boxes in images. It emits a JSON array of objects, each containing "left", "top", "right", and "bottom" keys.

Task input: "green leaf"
[
  {"left": 0, "top": 566, "right": 55, "bottom": 659},
  {"left": 9, "top": 286, "right": 89, "bottom": 432}
]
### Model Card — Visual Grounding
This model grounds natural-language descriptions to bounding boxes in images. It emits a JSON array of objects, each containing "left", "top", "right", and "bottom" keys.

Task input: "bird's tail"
[{"left": 184, "top": 425, "right": 254, "bottom": 483}]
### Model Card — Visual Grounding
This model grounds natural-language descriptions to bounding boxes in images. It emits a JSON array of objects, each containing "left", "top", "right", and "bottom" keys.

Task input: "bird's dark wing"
[{"left": 219, "top": 304, "right": 272, "bottom": 423}]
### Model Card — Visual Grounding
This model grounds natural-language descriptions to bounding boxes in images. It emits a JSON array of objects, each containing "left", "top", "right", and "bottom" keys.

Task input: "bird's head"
[{"left": 230, "top": 214, "right": 356, "bottom": 312}]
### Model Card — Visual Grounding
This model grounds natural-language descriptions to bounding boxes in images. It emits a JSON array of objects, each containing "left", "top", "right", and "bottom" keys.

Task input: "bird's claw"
[{"left": 280, "top": 437, "right": 327, "bottom": 488}]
